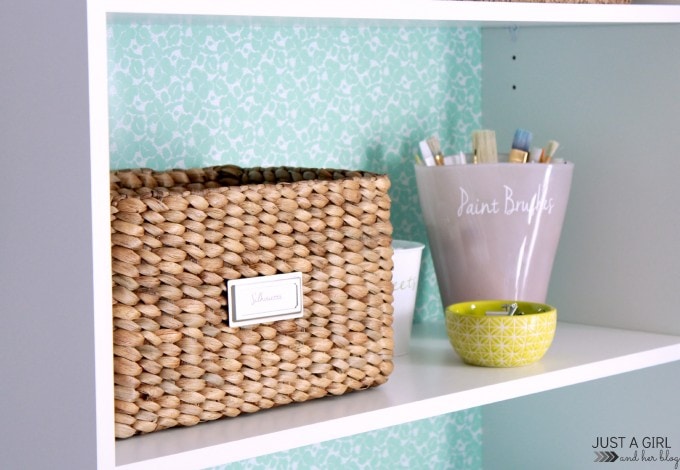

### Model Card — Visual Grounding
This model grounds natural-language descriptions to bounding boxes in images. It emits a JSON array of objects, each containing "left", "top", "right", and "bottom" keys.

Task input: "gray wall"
[
  {"left": 482, "top": 24, "right": 680, "bottom": 469},
  {"left": 483, "top": 360, "right": 680, "bottom": 470},
  {"left": 482, "top": 24, "right": 680, "bottom": 334},
  {"left": 0, "top": 0, "right": 97, "bottom": 467}
]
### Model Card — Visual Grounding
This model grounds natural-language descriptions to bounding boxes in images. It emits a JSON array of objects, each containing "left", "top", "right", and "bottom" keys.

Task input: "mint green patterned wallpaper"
[
  {"left": 215, "top": 411, "right": 482, "bottom": 470},
  {"left": 108, "top": 17, "right": 482, "bottom": 469},
  {"left": 108, "top": 17, "right": 481, "bottom": 325}
]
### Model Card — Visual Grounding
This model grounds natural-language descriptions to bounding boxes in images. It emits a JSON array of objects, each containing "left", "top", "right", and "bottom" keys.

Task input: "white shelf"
[
  {"left": 114, "top": 321, "right": 680, "bottom": 469},
  {"left": 99, "top": 0, "right": 680, "bottom": 26}
]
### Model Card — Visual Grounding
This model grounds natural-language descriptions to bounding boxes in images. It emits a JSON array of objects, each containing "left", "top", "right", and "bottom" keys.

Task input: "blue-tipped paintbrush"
[{"left": 509, "top": 128, "right": 533, "bottom": 163}]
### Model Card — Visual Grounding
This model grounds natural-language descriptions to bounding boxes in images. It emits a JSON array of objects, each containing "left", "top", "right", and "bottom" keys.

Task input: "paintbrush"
[
  {"left": 509, "top": 128, "right": 532, "bottom": 163},
  {"left": 426, "top": 135, "right": 445, "bottom": 166},
  {"left": 542, "top": 140, "right": 560, "bottom": 163},
  {"left": 472, "top": 130, "right": 498, "bottom": 164}
]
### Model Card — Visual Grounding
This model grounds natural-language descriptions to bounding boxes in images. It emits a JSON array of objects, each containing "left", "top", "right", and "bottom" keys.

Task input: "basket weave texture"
[{"left": 110, "top": 165, "right": 395, "bottom": 438}]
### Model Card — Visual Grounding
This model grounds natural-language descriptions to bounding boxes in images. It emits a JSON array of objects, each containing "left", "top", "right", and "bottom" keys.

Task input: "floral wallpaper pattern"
[
  {"left": 212, "top": 411, "right": 482, "bottom": 470},
  {"left": 108, "top": 17, "right": 482, "bottom": 469}
]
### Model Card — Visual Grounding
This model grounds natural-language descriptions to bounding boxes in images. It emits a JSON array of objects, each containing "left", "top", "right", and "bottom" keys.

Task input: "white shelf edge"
[
  {"left": 87, "top": 1, "right": 117, "bottom": 469},
  {"left": 99, "top": 0, "right": 680, "bottom": 26},
  {"left": 113, "top": 321, "right": 680, "bottom": 469}
]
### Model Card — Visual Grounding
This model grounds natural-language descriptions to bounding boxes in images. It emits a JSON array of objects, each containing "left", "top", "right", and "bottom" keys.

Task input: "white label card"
[{"left": 227, "top": 272, "right": 304, "bottom": 327}]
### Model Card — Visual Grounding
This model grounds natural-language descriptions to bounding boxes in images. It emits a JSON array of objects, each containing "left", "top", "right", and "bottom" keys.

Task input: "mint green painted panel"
[{"left": 209, "top": 410, "right": 482, "bottom": 470}]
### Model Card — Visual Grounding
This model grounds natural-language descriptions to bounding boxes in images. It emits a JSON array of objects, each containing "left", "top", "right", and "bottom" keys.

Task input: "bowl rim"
[{"left": 445, "top": 300, "right": 556, "bottom": 317}]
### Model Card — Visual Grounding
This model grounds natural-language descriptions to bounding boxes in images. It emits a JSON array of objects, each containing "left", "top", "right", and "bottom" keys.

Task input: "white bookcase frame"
[{"left": 86, "top": 1, "right": 680, "bottom": 468}]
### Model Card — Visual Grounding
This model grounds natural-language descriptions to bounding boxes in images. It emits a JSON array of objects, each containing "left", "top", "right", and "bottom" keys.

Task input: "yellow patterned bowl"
[{"left": 445, "top": 300, "right": 557, "bottom": 367}]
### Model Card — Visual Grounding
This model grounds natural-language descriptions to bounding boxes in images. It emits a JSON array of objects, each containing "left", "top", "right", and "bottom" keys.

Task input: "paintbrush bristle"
[
  {"left": 512, "top": 128, "right": 532, "bottom": 152},
  {"left": 545, "top": 140, "right": 560, "bottom": 158},
  {"left": 473, "top": 129, "right": 498, "bottom": 164},
  {"left": 426, "top": 136, "right": 442, "bottom": 157}
]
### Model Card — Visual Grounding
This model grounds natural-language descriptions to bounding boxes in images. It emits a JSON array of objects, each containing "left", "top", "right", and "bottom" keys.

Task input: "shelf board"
[
  {"left": 115, "top": 321, "right": 680, "bottom": 469},
  {"left": 98, "top": 0, "right": 680, "bottom": 27}
]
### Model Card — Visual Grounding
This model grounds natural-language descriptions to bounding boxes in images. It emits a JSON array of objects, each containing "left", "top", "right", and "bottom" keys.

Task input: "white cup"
[{"left": 392, "top": 240, "right": 425, "bottom": 356}]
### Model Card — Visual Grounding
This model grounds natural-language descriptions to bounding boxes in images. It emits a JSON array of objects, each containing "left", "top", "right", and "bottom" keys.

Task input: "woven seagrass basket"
[{"left": 110, "top": 165, "right": 395, "bottom": 438}]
